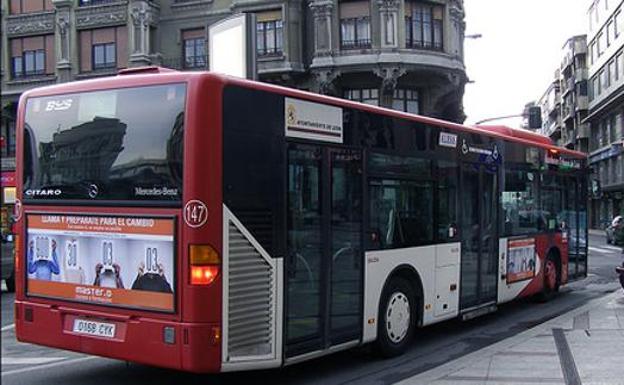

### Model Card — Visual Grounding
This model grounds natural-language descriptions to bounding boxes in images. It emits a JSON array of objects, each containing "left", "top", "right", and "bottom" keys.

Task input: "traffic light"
[{"left": 527, "top": 106, "right": 542, "bottom": 129}]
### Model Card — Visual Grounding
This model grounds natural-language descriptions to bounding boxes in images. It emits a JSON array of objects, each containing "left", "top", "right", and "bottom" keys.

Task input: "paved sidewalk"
[{"left": 397, "top": 290, "right": 624, "bottom": 385}]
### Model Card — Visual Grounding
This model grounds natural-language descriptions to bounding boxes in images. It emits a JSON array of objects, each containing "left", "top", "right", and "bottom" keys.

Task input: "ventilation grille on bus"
[
  {"left": 227, "top": 222, "right": 275, "bottom": 358},
  {"left": 235, "top": 209, "right": 274, "bottom": 254}
]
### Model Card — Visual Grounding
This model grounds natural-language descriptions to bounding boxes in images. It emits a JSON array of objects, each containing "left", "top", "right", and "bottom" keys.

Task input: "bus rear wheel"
[
  {"left": 376, "top": 277, "right": 417, "bottom": 358},
  {"left": 538, "top": 254, "right": 560, "bottom": 302}
]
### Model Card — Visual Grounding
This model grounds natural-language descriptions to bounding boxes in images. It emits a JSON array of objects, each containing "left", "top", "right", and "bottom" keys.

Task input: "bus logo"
[
  {"left": 88, "top": 184, "right": 99, "bottom": 198},
  {"left": 45, "top": 99, "right": 73, "bottom": 112},
  {"left": 184, "top": 200, "right": 209, "bottom": 228},
  {"left": 286, "top": 104, "right": 296, "bottom": 125}
]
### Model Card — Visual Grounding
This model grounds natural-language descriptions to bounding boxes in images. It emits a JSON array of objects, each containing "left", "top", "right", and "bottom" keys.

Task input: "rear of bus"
[{"left": 13, "top": 71, "right": 225, "bottom": 372}]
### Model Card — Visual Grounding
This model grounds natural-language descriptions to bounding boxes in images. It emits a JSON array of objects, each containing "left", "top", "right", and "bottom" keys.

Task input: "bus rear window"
[{"left": 23, "top": 84, "right": 186, "bottom": 203}]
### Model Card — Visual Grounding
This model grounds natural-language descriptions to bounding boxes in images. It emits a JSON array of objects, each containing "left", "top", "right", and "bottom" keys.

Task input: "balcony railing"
[
  {"left": 160, "top": 56, "right": 208, "bottom": 71},
  {"left": 78, "top": 0, "right": 120, "bottom": 6},
  {"left": 340, "top": 39, "right": 372, "bottom": 50}
]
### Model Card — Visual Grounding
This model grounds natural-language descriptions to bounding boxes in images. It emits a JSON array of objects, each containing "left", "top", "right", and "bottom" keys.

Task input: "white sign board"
[
  {"left": 209, "top": 14, "right": 257, "bottom": 79},
  {"left": 285, "top": 98, "right": 343, "bottom": 143}
]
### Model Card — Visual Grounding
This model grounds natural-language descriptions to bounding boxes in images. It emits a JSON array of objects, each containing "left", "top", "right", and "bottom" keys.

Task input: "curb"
[{"left": 394, "top": 290, "right": 622, "bottom": 384}]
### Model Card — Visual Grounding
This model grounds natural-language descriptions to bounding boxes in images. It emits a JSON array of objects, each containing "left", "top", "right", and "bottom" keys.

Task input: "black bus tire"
[
  {"left": 537, "top": 254, "right": 560, "bottom": 302},
  {"left": 376, "top": 277, "right": 417, "bottom": 358}
]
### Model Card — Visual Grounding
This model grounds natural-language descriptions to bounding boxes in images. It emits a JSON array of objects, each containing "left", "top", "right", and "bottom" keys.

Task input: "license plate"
[{"left": 72, "top": 319, "right": 116, "bottom": 338}]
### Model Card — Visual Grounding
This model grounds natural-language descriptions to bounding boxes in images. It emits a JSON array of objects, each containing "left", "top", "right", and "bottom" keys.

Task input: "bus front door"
[
  {"left": 285, "top": 144, "right": 363, "bottom": 358},
  {"left": 459, "top": 163, "right": 499, "bottom": 310}
]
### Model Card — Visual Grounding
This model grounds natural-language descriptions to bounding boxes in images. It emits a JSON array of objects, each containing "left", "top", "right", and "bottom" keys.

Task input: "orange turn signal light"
[{"left": 189, "top": 244, "right": 220, "bottom": 265}]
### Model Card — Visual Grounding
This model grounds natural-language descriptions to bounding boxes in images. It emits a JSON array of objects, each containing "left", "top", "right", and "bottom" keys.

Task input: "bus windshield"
[{"left": 23, "top": 83, "right": 186, "bottom": 203}]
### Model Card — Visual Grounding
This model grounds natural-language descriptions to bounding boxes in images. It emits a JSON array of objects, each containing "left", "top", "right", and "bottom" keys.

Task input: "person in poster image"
[
  {"left": 94, "top": 241, "right": 124, "bottom": 288},
  {"left": 63, "top": 239, "right": 85, "bottom": 284},
  {"left": 27, "top": 239, "right": 60, "bottom": 281},
  {"left": 94, "top": 263, "right": 124, "bottom": 288},
  {"left": 131, "top": 262, "right": 173, "bottom": 293}
]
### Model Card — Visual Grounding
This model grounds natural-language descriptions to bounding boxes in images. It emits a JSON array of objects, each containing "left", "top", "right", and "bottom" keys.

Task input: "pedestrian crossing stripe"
[
  {"left": 589, "top": 246, "right": 622, "bottom": 254},
  {"left": 2, "top": 357, "right": 66, "bottom": 365}
]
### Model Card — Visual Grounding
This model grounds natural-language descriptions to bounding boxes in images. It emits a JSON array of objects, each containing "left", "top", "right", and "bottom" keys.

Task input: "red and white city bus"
[{"left": 13, "top": 67, "right": 588, "bottom": 372}]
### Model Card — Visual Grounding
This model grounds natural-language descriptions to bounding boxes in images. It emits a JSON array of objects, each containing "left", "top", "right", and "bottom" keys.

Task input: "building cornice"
[
  {"left": 6, "top": 11, "right": 55, "bottom": 37},
  {"left": 170, "top": 0, "right": 213, "bottom": 12},
  {"left": 311, "top": 50, "right": 466, "bottom": 73},
  {"left": 75, "top": 1, "right": 128, "bottom": 30}
]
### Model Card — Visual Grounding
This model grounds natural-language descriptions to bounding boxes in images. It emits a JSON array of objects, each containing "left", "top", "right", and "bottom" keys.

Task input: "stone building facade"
[
  {"left": 586, "top": 0, "right": 624, "bottom": 227},
  {"left": 537, "top": 36, "right": 589, "bottom": 154},
  {"left": 0, "top": 0, "right": 467, "bottom": 233}
]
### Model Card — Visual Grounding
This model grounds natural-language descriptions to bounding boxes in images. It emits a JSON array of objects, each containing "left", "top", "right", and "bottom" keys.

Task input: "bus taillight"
[{"left": 189, "top": 245, "right": 220, "bottom": 285}]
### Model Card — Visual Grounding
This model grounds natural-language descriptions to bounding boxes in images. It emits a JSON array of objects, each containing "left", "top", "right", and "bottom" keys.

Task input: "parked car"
[
  {"left": 606, "top": 215, "right": 623, "bottom": 246},
  {"left": 1, "top": 233, "right": 15, "bottom": 292}
]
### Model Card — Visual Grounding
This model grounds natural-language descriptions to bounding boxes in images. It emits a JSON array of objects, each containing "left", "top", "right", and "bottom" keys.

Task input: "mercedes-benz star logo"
[{"left": 88, "top": 184, "right": 99, "bottom": 198}]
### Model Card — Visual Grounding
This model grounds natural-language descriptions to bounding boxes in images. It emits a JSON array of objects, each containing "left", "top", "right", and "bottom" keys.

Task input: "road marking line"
[
  {"left": 2, "top": 357, "right": 66, "bottom": 365},
  {"left": 604, "top": 245, "right": 623, "bottom": 251},
  {"left": 1, "top": 356, "right": 97, "bottom": 377},
  {"left": 0, "top": 324, "right": 14, "bottom": 332},
  {"left": 589, "top": 246, "right": 617, "bottom": 254}
]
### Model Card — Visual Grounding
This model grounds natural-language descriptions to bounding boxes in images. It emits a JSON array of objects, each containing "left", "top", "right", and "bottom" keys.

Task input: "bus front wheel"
[
  {"left": 376, "top": 277, "right": 417, "bottom": 357},
  {"left": 5, "top": 269, "right": 15, "bottom": 293}
]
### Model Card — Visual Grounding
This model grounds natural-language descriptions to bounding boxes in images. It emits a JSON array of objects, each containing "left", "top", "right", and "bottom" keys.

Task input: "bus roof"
[{"left": 20, "top": 68, "right": 587, "bottom": 160}]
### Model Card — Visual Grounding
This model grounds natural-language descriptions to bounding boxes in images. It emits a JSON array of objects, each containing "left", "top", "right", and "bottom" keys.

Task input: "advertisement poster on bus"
[
  {"left": 507, "top": 238, "right": 536, "bottom": 284},
  {"left": 26, "top": 214, "right": 175, "bottom": 312}
]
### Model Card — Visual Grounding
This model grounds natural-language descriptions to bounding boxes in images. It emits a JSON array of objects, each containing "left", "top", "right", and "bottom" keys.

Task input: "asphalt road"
[{"left": 2, "top": 232, "right": 622, "bottom": 385}]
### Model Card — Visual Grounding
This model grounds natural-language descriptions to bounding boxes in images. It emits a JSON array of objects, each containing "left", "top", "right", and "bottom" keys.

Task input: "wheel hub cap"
[{"left": 385, "top": 292, "right": 410, "bottom": 344}]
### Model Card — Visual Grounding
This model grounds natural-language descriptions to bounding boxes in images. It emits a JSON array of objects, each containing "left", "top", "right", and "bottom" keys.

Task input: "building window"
[
  {"left": 9, "top": 0, "right": 53, "bottom": 14},
  {"left": 392, "top": 89, "right": 420, "bottom": 114},
  {"left": 340, "top": 17, "right": 371, "bottom": 49},
  {"left": 598, "top": 32, "right": 606, "bottom": 56},
  {"left": 1, "top": 118, "right": 16, "bottom": 158},
  {"left": 578, "top": 80, "right": 588, "bottom": 97},
  {"left": 610, "top": 59, "right": 618, "bottom": 83},
  {"left": 406, "top": 2, "right": 444, "bottom": 50},
  {"left": 256, "top": 13, "right": 283, "bottom": 57},
  {"left": 182, "top": 29, "right": 206, "bottom": 68},
  {"left": 589, "top": 7, "right": 594, "bottom": 32},
  {"left": 80, "top": 27, "right": 127, "bottom": 73},
  {"left": 340, "top": 1, "right": 371, "bottom": 49},
  {"left": 344, "top": 88, "right": 378, "bottom": 105},
  {"left": 601, "top": 68, "right": 609, "bottom": 91},
  {"left": 23, "top": 50, "right": 45, "bottom": 77},
  {"left": 93, "top": 43, "right": 116, "bottom": 70},
  {"left": 589, "top": 42, "right": 594, "bottom": 65},
  {"left": 10, "top": 36, "right": 53, "bottom": 79}
]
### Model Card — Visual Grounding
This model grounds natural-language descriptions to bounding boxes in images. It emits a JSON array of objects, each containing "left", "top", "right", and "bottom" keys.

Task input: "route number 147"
[{"left": 184, "top": 200, "right": 208, "bottom": 228}]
